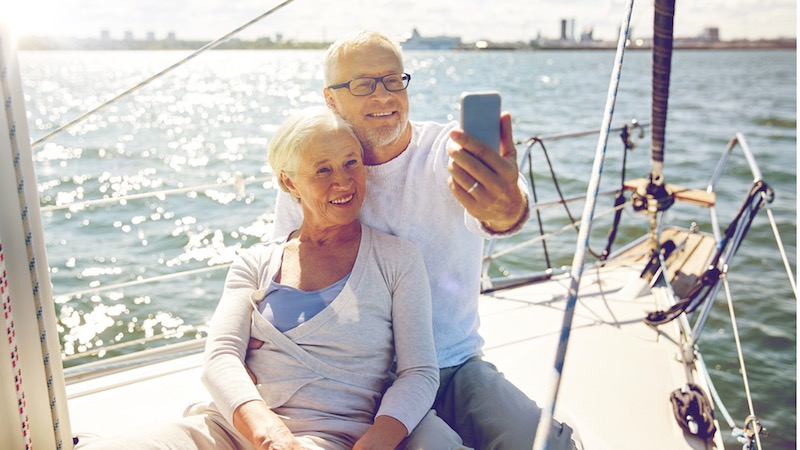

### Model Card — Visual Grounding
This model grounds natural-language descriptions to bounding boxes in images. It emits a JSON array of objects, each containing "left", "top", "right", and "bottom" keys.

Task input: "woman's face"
[{"left": 283, "top": 128, "right": 366, "bottom": 229}]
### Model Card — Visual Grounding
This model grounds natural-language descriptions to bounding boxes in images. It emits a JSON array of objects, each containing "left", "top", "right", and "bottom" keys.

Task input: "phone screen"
[{"left": 460, "top": 91, "right": 501, "bottom": 152}]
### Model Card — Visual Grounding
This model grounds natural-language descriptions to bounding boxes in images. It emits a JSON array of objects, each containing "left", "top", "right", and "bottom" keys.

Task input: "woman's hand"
[
  {"left": 250, "top": 426, "right": 303, "bottom": 450},
  {"left": 233, "top": 400, "right": 303, "bottom": 450},
  {"left": 353, "top": 415, "right": 408, "bottom": 450}
]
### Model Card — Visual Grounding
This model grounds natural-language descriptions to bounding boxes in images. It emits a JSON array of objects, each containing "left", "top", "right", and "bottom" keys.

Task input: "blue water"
[{"left": 19, "top": 48, "right": 796, "bottom": 448}]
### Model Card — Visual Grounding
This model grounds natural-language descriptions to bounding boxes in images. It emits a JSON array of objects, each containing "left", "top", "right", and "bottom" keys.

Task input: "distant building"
[
  {"left": 580, "top": 27, "right": 594, "bottom": 43},
  {"left": 100, "top": 30, "right": 110, "bottom": 41},
  {"left": 560, "top": 19, "right": 576, "bottom": 42},
  {"left": 401, "top": 28, "right": 461, "bottom": 50},
  {"left": 702, "top": 27, "right": 720, "bottom": 42},
  {"left": 166, "top": 32, "right": 176, "bottom": 42},
  {"left": 124, "top": 31, "right": 133, "bottom": 41},
  {"left": 146, "top": 31, "right": 155, "bottom": 41}
]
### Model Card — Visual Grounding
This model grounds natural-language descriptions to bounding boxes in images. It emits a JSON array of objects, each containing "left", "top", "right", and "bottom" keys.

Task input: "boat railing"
[
  {"left": 683, "top": 132, "right": 782, "bottom": 450},
  {"left": 40, "top": 174, "right": 271, "bottom": 213},
  {"left": 482, "top": 120, "right": 648, "bottom": 291},
  {"left": 44, "top": 177, "right": 267, "bottom": 303},
  {"left": 40, "top": 173, "right": 270, "bottom": 364},
  {"left": 689, "top": 132, "right": 789, "bottom": 341},
  {"left": 63, "top": 337, "right": 206, "bottom": 385}
]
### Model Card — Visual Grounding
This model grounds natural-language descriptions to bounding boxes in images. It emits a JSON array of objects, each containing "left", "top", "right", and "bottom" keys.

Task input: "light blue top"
[{"left": 258, "top": 274, "right": 350, "bottom": 332}]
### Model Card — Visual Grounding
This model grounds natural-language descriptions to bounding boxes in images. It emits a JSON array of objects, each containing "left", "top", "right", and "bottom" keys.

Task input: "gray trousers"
[{"left": 434, "top": 357, "right": 575, "bottom": 450}]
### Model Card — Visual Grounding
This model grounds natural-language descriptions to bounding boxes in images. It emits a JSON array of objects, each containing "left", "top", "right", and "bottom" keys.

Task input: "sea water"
[{"left": 18, "top": 48, "right": 796, "bottom": 448}]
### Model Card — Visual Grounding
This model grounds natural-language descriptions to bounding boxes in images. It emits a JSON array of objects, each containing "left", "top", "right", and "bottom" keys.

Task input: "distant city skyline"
[{"left": 5, "top": 0, "right": 797, "bottom": 44}]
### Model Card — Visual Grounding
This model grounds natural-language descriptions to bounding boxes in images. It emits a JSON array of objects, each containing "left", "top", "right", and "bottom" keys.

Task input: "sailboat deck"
[
  {"left": 479, "top": 263, "right": 721, "bottom": 449},
  {"left": 66, "top": 342, "right": 209, "bottom": 441},
  {"left": 66, "top": 231, "right": 722, "bottom": 448}
]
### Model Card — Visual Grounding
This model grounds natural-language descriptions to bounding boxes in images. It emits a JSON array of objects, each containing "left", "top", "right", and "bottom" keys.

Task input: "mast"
[{"left": 632, "top": 0, "right": 676, "bottom": 249}]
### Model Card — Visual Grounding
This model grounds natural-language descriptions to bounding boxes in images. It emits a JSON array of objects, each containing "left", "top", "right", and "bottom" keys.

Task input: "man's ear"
[{"left": 323, "top": 88, "right": 338, "bottom": 112}]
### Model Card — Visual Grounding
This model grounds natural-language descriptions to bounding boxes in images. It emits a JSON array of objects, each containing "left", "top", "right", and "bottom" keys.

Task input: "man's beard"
[{"left": 353, "top": 121, "right": 405, "bottom": 151}]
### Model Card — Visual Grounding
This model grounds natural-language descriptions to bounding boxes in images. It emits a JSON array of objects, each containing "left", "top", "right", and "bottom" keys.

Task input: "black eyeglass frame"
[{"left": 328, "top": 73, "right": 412, "bottom": 96}]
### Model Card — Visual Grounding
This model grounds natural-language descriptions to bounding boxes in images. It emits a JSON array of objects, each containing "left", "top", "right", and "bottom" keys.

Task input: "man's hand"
[
  {"left": 245, "top": 337, "right": 264, "bottom": 384},
  {"left": 448, "top": 112, "right": 527, "bottom": 233},
  {"left": 353, "top": 415, "right": 408, "bottom": 450}
]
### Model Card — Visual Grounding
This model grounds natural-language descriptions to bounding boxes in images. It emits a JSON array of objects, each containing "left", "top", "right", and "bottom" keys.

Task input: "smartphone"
[{"left": 459, "top": 91, "right": 502, "bottom": 152}]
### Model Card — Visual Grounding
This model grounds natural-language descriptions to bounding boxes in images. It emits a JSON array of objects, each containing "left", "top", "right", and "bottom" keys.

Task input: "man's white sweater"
[{"left": 274, "top": 120, "right": 501, "bottom": 368}]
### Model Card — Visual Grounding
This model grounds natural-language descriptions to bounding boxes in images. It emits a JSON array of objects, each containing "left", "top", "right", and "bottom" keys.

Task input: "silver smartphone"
[{"left": 459, "top": 91, "right": 501, "bottom": 152}]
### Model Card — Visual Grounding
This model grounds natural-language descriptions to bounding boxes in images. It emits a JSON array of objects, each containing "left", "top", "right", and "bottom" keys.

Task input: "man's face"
[{"left": 324, "top": 43, "right": 409, "bottom": 152}]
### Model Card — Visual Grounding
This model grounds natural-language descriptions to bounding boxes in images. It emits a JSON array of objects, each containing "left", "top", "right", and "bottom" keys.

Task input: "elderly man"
[{"left": 272, "top": 31, "right": 575, "bottom": 450}]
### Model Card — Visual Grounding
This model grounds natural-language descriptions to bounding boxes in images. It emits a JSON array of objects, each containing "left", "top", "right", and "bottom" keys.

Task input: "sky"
[{"left": 5, "top": 0, "right": 797, "bottom": 44}]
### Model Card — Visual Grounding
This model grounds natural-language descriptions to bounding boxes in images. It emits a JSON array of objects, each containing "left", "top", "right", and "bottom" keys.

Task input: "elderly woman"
[
  {"left": 202, "top": 107, "right": 439, "bottom": 450},
  {"left": 77, "top": 107, "right": 447, "bottom": 450}
]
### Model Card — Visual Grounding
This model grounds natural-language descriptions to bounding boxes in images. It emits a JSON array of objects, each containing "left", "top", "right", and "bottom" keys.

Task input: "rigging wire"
[
  {"left": 532, "top": 1, "right": 635, "bottom": 448},
  {"left": 514, "top": 122, "right": 649, "bottom": 147},
  {"left": 525, "top": 134, "right": 629, "bottom": 262},
  {"left": 600, "top": 121, "right": 643, "bottom": 260},
  {"left": 29, "top": 0, "right": 298, "bottom": 149},
  {"left": 524, "top": 140, "right": 552, "bottom": 268}
]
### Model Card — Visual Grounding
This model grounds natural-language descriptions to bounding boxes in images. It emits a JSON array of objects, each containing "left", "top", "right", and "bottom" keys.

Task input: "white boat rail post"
[
  {"left": 531, "top": 1, "right": 635, "bottom": 448},
  {"left": 0, "top": 26, "right": 73, "bottom": 449}
]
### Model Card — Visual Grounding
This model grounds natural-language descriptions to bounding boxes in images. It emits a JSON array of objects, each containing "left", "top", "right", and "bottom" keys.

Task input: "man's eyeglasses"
[{"left": 328, "top": 73, "right": 411, "bottom": 96}]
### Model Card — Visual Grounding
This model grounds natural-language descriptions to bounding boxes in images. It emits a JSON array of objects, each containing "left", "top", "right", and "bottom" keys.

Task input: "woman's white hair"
[{"left": 267, "top": 107, "right": 360, "bottom": 192}]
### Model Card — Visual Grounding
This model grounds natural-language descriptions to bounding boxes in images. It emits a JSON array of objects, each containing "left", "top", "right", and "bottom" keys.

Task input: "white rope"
[
  {"left": 721, "top": 275, "right": 763, "bottom": 450},
  {"left": 765, "top": 207, "right": 797, "bottom": 298},
  {"left": 0, "top": 243, "right": 32, "bottom": 449},
  {"left": 532, "top": 2, "right": 635, "bottom": 448},
  {"left": 1, "top": 33, "right": 65, "bottom": 450}
]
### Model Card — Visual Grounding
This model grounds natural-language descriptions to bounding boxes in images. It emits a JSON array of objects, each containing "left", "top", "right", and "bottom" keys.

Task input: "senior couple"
[{"left": 79, "top": 31, "right": 577, "bottom": 450}]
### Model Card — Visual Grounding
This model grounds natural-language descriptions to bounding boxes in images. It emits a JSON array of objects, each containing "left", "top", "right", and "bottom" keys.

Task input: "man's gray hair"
[{"left": 323, "top": 30, "right": 403, "bottom": 86}]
